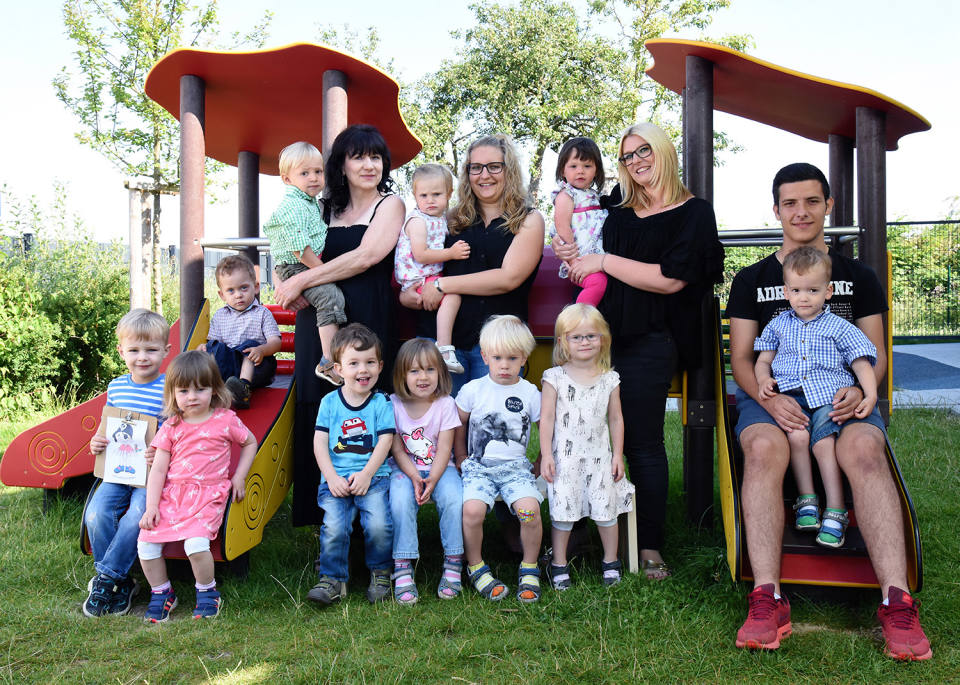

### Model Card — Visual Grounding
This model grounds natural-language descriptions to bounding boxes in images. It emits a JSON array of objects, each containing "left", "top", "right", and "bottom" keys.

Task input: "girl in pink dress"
[{"left": 137, "top": 351, "right": 256, "bottom": 622}]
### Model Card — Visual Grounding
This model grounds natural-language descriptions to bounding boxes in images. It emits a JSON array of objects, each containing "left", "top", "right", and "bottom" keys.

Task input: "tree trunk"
[
  {"left": 528, "top": 142, "right": 547, "bottom": 206},
  {"left": 152, "top": 188, "right": 163, "bottom": 315}
]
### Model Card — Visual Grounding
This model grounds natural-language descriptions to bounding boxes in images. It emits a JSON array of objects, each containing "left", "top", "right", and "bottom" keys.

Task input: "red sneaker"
[
  {"left": 735, "top": 584, "right": 792, "bottom": 650},
  {"left": 877, "top": 586, "right": 932, "bottom": 661}
]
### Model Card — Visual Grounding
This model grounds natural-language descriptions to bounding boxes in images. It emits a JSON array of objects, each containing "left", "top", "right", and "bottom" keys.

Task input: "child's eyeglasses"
[
  {"left": 466, "top": 162, "right": 505, "bottom": 175},
  {"left": 566, "top": 334, "right": 600, "bottom": 343}
]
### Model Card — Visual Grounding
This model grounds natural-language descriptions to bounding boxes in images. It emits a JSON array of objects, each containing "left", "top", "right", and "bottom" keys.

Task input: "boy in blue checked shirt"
[
  {"left": 199, "top": 254, "right": 281, "bottom": 409},
  {"left": 753, "top": 246, "right": 877, "bottom": 548},
  {"left": 263, "top": 141, "right": 347, "bottom": 386}
]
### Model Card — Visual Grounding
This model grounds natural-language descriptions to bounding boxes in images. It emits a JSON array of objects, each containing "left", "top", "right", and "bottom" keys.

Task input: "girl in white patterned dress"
[
  {"left": 395, "top": 163, "right": 471, "bottom": 374},
  {"left": 540, "top": 304, "right": 634, "bottom": 590},
  {"left": 551, "top": 137, "right": 608, "bottom": 306}
]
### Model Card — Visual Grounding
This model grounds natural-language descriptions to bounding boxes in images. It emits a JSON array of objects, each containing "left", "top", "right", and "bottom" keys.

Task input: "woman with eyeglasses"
[
  {"left": 416, "top": 134, "right": 545, "bottom": 391},
  {"left": 567, "top": 122, "right": 723, "bottom": 580}
]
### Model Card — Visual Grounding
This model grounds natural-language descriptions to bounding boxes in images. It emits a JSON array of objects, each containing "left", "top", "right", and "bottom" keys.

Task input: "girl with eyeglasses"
[
  {"left": 539, "top": 304, "right": 635, "bottom": 590},
  {"left": 564, "top": 122, "right": 723, "bottom": 581},
  {"left": 413, "top": 134, "right": 545, "bottom": 393}
]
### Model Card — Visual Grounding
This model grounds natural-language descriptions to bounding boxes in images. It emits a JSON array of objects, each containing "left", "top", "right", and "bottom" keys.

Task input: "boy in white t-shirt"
[{"left": 455, "top": 315, "right": 542, "bottom": 603}]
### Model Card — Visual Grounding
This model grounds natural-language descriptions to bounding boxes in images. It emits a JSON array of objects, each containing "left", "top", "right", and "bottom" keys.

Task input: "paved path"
[{"left": 892, "top": 343, "right": 960, "bottom": 412}]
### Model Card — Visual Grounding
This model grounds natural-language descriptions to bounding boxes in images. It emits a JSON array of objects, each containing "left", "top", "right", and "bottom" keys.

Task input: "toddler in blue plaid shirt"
[{"left": 753, "top": 247, "right": 878, "bottom": 548}]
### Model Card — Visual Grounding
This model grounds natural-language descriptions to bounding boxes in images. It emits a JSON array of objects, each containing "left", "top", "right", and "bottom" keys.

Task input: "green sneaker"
[{"left": 793, "top": 494, "right": 820, "bottom": 531}]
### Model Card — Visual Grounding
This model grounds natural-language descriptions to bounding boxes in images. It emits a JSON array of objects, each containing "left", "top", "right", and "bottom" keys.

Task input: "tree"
[{"left": 53, "top": 0, "right": 271, "bottom": 312}]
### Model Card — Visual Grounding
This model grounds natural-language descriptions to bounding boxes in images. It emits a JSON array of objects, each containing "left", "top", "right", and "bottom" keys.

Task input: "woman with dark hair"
[
  {"left": 413, "top": 133, "right": 545, "bottom": 393},
  {"left": 273, "top": 124, "right": 405, "bottom": 526},
  {"left": 566, "top": 122, "right": 723, "bottom": 580}
]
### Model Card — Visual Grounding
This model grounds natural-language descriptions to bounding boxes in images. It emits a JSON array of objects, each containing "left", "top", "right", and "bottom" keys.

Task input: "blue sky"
[{"left": 1, "top": 0, "right": 956, "bottom": 242}]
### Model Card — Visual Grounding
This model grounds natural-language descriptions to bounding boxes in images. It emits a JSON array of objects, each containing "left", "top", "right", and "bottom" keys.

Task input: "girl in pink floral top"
[{"left": 137, "top": 351, "right": 256, "bottom": 622}]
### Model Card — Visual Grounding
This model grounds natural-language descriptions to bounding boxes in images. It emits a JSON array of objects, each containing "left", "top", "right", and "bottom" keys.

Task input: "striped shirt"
[
  {"left": 106, "top": 374, "right": 166, "bottom": 418},
  {"left": 754, "top": 306, "right": 877, "bottom": 409},
  {"left": 207, "top": 302, "right": 281, "bottom": 348},
  {"left": 263, "top": 186, "right": 327, "bottom": 265}
]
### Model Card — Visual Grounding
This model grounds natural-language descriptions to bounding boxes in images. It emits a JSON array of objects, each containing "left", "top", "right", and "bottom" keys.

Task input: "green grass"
[{"left": 0, "top": 409, "right": 957, "bottom": 682}]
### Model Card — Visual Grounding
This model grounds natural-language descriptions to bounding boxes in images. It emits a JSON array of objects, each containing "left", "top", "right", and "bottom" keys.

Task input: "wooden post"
[
  {"left": 856, "top": 106, "right": 889, "bottom": 422},
  {"left": 322, "top": 70, "right": 348, "bottom": 159},
  {"left": 829, "top": 134, "right": 855, "bottom": 257},
  {"left": 682, "top": 55, "right": 716, "bottom": 527},
  {"left": 179, "top": 74, "right": 205, "bottom": 349},
  {"left": 238, "top": 150, "right": 260, "bottom": 279},
  {"left": 128, "top": 184, "right": 145, "bottom": 309}
]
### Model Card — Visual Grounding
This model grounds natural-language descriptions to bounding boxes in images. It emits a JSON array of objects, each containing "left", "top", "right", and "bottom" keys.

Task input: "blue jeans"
[
  {"left": 450, "top": 344, "right": 489, "bottom": 395},
  {"left": 390, "top": 466, "right": 463, "bottom": 559},
  {"left": 83, "top": 481, "right": 147, "bottom": 581},
  {"left": 316, "top": 476, "right": 392, "bottom": 581}
]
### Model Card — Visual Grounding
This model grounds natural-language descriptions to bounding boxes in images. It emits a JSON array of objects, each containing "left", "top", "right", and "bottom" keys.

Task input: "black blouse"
[{"left": 599, "top": 195, "right": 723, "bottom": 369}]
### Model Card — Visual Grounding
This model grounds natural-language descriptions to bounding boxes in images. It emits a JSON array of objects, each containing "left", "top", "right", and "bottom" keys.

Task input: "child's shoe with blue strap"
[
  {"left": 193, "top": 588, "right": 222, "bottom": 619},
  {"left": 793, "top": 494, "right": 821, "bottom": 531},
  {"left": 144, "top": 587, "right": 177, "bottom": 623},
  {"left": 816, "top": 508, "right": 849, "bottom": 548}
]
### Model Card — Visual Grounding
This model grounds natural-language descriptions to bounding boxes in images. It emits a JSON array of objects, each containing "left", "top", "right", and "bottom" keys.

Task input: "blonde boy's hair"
[
  {"left": 552, "top": 304, "right": 612, "bottom": 372},
  {"left": 783, "top": 246, "right": 832, "bottom": 282},
  {"left": 161, "top": 350, "right": 232, "bottom": 422},
  {"left": 116, "top": 308, "right": 170, "bottom": 344},
  {"left": 478, "top": 315, "right": 536, "bottom": 357},
  {"left": 412, "top": 163, "right": 455, "bottom": 195},
  {"left": 392, "top": 338, "right": 453, "bottom": 401},
  {"left": 616, "top": 121, "right": 691, "bottom": 212},
  {"left": 215, "top": 254, "right": 257, "bottom": 288},
  {"left": 279, "top": 141, "right": 323, "bottom": 178}
]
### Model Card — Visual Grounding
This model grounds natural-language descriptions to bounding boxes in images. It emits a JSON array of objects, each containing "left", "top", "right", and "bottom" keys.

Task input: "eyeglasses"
[
  {"left": 617, "top": 144, "right": 653, "bottom": 165},
  {"left": 566, "top": 334, "right": 601, "bottom": 344},
  {"left": 466, "top": 162, "right": 505, "bottom": 175}
]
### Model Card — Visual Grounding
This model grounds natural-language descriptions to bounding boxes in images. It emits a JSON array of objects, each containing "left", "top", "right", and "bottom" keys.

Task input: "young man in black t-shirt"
[{"left": 726, "top": 163, "right": 931, "bottom": 660}]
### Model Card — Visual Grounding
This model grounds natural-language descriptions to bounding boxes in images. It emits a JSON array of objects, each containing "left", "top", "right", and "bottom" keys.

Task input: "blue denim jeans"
[
  {"left": 83, "top": 481, "right": 147, "bottom": 581},
  {"left": 450, "top": 344, "right": 489, "bottom": 395},
  {"left": 316, "top": 476, "right": 392, "bottom": 581},
  {"left": 390, "top": 466, "right": 463, "bottom": 559}
]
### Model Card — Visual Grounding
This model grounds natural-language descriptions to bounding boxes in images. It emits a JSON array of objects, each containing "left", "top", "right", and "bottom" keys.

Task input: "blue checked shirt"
[
  {"left": 207, "top": 302, "right": 281, "bottom": 348},
  {"left": 754, "top": 306, "right": 877, "bottom": 409}
]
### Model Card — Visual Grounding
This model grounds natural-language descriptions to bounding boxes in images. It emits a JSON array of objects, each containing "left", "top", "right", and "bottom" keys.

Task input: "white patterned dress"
[
  {"left": 542, "top": 366, "right": 634, "bottom": 523},
  {"left": 394, "top": 208, "right": 448, "bottom": 290},
  {"left": 550, "top": 180, "right": 607, "bottom": 279}
]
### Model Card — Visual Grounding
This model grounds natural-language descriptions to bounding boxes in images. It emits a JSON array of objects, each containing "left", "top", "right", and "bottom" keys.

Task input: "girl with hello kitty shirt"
[
  {"left": 137, "top": 350, "right": 256, "bottom": 622},
  {"left": 388, "top": 338, "right": 464, "bottom": 604}
]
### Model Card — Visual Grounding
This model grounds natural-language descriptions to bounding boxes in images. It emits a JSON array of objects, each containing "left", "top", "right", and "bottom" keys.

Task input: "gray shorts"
[
  {"left": 275, "top": 262, "right": 347, "bottom": 328},
  {"left": 461, "top": 457, "right": 543, "bottom": 511}
]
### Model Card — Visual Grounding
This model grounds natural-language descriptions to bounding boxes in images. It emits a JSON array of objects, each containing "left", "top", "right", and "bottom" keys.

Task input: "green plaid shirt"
[{"left": 263, "top": 186, "right": 327, "bottom": 265}]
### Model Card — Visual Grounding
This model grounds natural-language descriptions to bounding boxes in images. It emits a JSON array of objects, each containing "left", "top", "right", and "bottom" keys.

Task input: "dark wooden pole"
[
  {"left": 828, "top": 134, "right": 855, "bottom": 257},
  {"left": 856, "top": 106, "right": 889, "bottom": 422},
  {"left": 179, "top": 74, "right": 205, "bottom": 349},
  {"left": 682, "top": 55, "right": 716, "bottom": 527},
  {"left": 238, "top": 150, "right": 260, "bottom": 277},
  {"left": 322, "top": 70, "right": 348, "bottom": 159}
]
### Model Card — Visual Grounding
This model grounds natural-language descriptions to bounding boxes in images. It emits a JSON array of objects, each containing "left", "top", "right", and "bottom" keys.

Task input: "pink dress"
[{"left": 140, "top": 408, "right": 250, "bottom": 542}]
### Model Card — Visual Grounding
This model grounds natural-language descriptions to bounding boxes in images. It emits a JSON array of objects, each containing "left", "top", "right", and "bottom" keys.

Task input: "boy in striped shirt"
[
  {"left": 753, "top": 246, "right": 877, "bottom": 548},
  {"left": 82, "top": 309, "right": 170, "bottom": 617}
]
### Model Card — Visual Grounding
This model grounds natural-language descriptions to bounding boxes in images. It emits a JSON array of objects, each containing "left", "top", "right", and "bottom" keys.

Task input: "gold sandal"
[{"left": 641, "top": 559, "right": 671, "bottom": 581}]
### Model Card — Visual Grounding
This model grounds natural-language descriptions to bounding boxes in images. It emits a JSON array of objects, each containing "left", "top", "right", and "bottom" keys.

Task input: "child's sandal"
[
  {"left": 793, "top": 494, "right": 821, "bottom": 531},
  {"left": 816, "top": 509, "right": 849, "bottom": 548},
  {"left": 549, "top": 563, "right": 572, "bottom": 591},
  {"left": 392, "top": 568, "right": 418, "bottom": 606},
  {"left": 517, "top": 565, "right": 541, "bottom": 603},
  {"left": 468, "top": 563, "right": 508, "bottom": 601},
  {"left": 601, "top": 559, "right": 623, "bottom": 587},
  {"left": 436, "top": 344, "right": 465, "bottom": 375},
  {"left": 437, "top": 558, "right": 462, "bottom": 599}
]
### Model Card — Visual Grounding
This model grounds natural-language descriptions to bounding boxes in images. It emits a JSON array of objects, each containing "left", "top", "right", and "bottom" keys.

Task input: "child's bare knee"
[{"left": 513, "top": 500, "right": 541, "bottom": 524}]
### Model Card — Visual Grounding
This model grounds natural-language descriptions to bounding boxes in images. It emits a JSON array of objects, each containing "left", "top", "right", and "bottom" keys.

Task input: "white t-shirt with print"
[{"left": 456, "top": 375, "right": 541, "bottom": 466}]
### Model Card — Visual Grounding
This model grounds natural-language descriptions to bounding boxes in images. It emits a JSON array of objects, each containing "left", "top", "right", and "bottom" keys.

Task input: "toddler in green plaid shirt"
[{"left": 264, "top": 141, "right": 347, "bottom": 386}]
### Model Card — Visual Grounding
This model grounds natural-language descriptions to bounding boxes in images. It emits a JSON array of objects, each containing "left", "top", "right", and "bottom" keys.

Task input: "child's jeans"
[
  {"left": 316, "top": 475, "right": 392, "bottom": 581},
  {"left": 205, "top": 339, "right": 277, "bottom": 386},
  {"left": 390, "top": 466, "right": 463, "bottom": 559},
  {"left": 83, "top": 482, "right": 147, "bottom": 581}
]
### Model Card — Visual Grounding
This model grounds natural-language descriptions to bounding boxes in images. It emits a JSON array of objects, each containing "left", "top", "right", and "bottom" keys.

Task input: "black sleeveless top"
[
  {"left": 418, "top": 213, "right": 541, "bottom": 349},
  {"left": 294, "top": 196, "right": 396, "bottom": 402}
]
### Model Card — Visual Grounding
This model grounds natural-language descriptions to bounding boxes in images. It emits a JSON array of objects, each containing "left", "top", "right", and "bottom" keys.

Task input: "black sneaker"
[
  {"left": 366, "top": 569, "right": 391, "bottom": 604},
  {"left": 225, "top": 376, "right": 252, "bottom": 410},
  {"left": 107, "top": 576, "right": 140, "bottom": 615},
  {"left": 83, "top": 574, "right": 117, "bottom": 617},
  {"left": 307, "top": 576, "right": 346, "bottom": 606}
]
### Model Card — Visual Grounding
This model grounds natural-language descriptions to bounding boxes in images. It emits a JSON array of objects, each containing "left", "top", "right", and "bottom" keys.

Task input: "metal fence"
[{"left": 888, "top": 220, "right": 959, "bottom": 338}]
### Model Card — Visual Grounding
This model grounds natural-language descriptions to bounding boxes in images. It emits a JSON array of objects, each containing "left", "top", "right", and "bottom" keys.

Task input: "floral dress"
[
  {"left": 550, "top": 180, "right": 607, "bottom": 278},
  {"left": 542, "top": 366, "right": 634, "bottom": 523},
  {"left": 394, "top": 208, "right": 448, "bottom": 290}
]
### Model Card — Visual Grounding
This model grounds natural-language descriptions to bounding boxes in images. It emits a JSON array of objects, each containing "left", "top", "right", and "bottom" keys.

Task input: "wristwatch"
[{"left": 434, "top": 278, "right": 443, "bottom": 293}]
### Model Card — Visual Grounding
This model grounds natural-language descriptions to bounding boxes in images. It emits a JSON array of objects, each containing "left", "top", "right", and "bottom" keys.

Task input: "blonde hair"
[
  {"left": 616, "top": 122, "right": 691, "bottom": 211},
  {"left": 279, "top": 141, "right": 323, "bottom": 178},
  {"left": 412, "top": 163, "right": 455, "bottom": 195},
  {"left": 783, "top": 246, "right": 832, "bottom": 283},
  {"left": 161, "top": 350, "right": 232, "bottom": 422},
  {"left": 116, "top": 309, "right": 169, "bottom": 345},
  {"left": 552, "top": 304, "right": 612, "bottom": 373},
  {"left": 392, "top": 338, "right": 453, "bottom": 402},
  {"left": 478, "top": 315, "right": 536, "bottom": 357},
  {"left": 449, "top": 134, "right": 530, "bottom": 235}
]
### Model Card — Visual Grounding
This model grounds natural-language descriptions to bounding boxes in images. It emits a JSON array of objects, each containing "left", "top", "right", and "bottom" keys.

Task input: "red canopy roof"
[
  {"left": 645, "top": 39, "right": 929, "bottom": 151},
  {"left": 145, "top": 43, "right": 422, "bottom": 174}
]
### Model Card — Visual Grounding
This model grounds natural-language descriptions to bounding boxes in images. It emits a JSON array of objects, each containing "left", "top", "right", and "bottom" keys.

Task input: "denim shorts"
[
  {"left": 461, "top": 457, "right": 542, "bottom": 511},
  {"left": 734, "top": 387, "right": 886, "bottom": 443}
]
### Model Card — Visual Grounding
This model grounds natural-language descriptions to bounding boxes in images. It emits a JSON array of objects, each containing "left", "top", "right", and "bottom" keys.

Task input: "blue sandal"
[
  {"left": 793, "top": 494, "right": 821, "bottom": 531},
  {"left": 517, "top": 565, "right": 541, "bottom": 603},
  {"left": 437, "top": 557, "right": 462, "bottom": 599},
  {"left": 468, "top": 563, "right": 508, "bottom": 601},
  {"left": 816, "top": 509, "right": 849, "bottom": 548}
]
